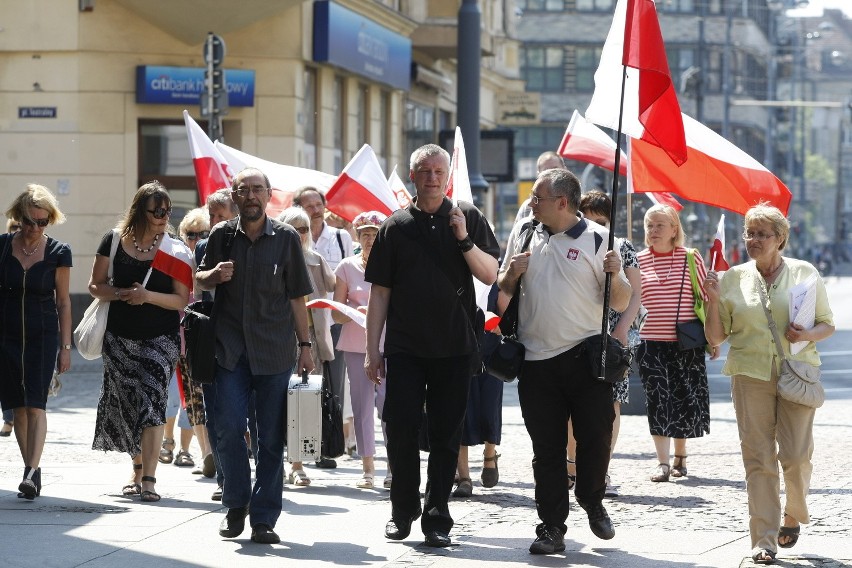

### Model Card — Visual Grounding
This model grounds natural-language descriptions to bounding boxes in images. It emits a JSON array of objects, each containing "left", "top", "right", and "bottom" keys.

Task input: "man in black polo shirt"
[{"left": 364, "top": 144, "right": 499, "bottom": 548}]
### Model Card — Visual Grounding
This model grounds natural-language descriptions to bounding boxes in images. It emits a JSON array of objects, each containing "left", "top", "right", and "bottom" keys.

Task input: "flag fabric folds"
[
  {"left": 325, "top": 144, "right": 411, "bottom": 222},
  {"left": 183, "top": 110, "right": 234, "bottom": 204},
  {"left": 147, "top": 234, "right": 195, "bottom": 290},
  {"left": 585, "top": 0, "right": 686, "bottom": 166},
  {"left": 630, "top": 113, "right": 792, "bottom": 216},
  {"left": 709, "top": 214, "right": 730, "bottom": 271},
  {"left": 446, "top": 126, "right": 474, "bottom": 205},
  {"left": 387, "top": 166, "right": 414, "bottom": 209}
]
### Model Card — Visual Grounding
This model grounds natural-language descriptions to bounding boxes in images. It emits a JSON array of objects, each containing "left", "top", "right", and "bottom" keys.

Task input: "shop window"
[
  {"left": 576, "top": 46, "right": 602, "bottom": 92},
  {"left": 521, "top": 46, "right": 565, "bottom": 93}
]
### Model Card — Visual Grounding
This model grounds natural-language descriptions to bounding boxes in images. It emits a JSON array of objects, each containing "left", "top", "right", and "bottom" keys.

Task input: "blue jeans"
[
  {"left": 214, "top": 355, "right": 290, "bottom": 529},
  {"left": 201, "top": 382, "right": 224, "bottom": 487}
]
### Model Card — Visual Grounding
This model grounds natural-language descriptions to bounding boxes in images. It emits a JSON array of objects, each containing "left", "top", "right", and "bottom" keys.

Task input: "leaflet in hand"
[
  {"left": 306, "top": 299, "right": 366, "bottom": 329},
  {"left": 788, "top": 273, "right": 817, "bottom": 355}
]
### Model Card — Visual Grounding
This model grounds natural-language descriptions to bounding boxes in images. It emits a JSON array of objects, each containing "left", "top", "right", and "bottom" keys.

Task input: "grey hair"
[
  {"left": 206, "top": 188, "right": 238, "bottom": 215},
  {"left": 537, "top": 168, "right": 581, "bottom": 212},
  {"left": 409, "top": 144, "right": 450, "bottom": 172},
  {"left": 277, "top": 207, "right": 313, "bottom": 251}
]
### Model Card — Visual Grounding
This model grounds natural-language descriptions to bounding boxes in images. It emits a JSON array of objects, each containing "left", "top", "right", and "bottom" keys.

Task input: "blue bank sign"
[
  {"left": 313, "top": 1, "right": 411, "bottom": 91},
  {"left": 136, "top": 66, "right": 255, "bottom": 106}
]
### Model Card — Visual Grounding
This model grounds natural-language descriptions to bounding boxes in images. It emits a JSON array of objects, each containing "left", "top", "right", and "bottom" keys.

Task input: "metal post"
[{"left": 457, "top": 0, "right": 488, "bottom": 207}]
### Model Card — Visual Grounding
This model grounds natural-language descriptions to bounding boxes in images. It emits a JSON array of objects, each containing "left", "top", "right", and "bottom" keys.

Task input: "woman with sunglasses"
[
  {"left": 87, "top": 182, "right": 191, "bottom": 502},
  {"left": 1, "top": 184, "right": 72, "bottom": 499},
  {"left": 154, "top": 208, "right": 213, "bottom": 475}
]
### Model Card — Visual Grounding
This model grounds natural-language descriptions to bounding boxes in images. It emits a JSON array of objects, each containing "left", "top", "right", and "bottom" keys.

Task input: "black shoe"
[
  {"left": 219, "top": 506, "right": 249, "bottom": 538},
  {"left": 315, "top": 457, "right": 337, "bottom": 469},
  {"left": 529, "top": 524, "right": 566, "bottom": 555},
  {"left": 384, "top": 508, "right": 422, "bottom": 540},
  {"left": 251, "top": 523, "right": 280, "bottom": 544},
  {"left": 579, "top": 500, "right": 615, "bottom": 540},
  {"left": 211, "top": 486, "right": 223, "bottom": 501},
  {"left": 18, "top": 466, "right": 38, "bottom": 500},
  {"left": 424, "top": 530, "right": 452, "bottom": 548}
]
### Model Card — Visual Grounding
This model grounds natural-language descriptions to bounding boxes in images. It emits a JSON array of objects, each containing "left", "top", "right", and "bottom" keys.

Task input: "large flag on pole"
[
  {"left": 183, "top": 110, "right": 234, "bottom": 204},
  {"left": 325, "top": 144, "right": 410, "bottom": 222},
  {"left": 585, "top": 0, "right": 687, "bottom": 166},
  {"left": 709, "top": 214, "right": 730, "bottom": 271},
  {"left": 446, "top": 126, "right": 474, "bottom": 205},
  {"left": 630, "top": 113, "right": 792, "bottom": 215}
]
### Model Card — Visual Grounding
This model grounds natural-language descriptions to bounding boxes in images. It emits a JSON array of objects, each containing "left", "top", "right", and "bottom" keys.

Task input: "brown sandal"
[
  {"left": 650, "top": 463, "right": 670, "bottom": 482},
  {"left": 140, "top": 476, "right": 161, "bottom": 502},
  {"left": 481, "top": 452, "right": 500, "bottom": 488},
  {"left": 671, "top": 455, "right": 688, "bottom": 478},
  {"left": 158, "top": 438, "right": 175, "bottom": 464},
  {"left": 122, "top": 463, "right": 143, "bottom": 496}
]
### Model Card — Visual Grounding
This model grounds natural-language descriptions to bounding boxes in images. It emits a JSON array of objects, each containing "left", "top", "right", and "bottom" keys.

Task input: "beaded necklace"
[{"left": 132, "top": 233, "right": 160, "bottom": 256}]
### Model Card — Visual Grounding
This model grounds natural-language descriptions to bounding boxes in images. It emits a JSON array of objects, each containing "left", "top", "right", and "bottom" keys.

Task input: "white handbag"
[{"left": 73, "top": 230, "right": 120, "bottom": 360}]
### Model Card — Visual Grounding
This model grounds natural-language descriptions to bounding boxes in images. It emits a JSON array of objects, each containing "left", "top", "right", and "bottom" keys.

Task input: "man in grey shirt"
[{"left": 197, "top": 167, "right": 314, "bottom": 545}]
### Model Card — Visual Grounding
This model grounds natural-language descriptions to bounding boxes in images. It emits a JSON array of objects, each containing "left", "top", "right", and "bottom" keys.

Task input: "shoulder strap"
[
  {"left": 222, "top": 222, "right": 237, "bottom": 258},
  {"left": 686, "top": 248, "right": 706, "bottom": 322},
  {"left": 108, "top": 229, "right": 121, "bottom": 282},
  {"left": 755, "top": 275, "right": 787, "bottom": 362},
  {"left": 335, "top": 229, "right": 345, "bottom": 258},
  {"left": 675, "top": 250, "right": 689, "bottom": 323}
]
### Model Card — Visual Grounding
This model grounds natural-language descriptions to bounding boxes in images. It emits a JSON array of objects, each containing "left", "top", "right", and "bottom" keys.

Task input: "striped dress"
[{"left": 636, "top": 246, "right": 710, "bottom": 439}]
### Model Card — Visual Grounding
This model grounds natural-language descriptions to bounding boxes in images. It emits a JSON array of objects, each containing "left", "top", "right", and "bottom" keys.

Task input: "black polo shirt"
[{"left": 365, "top": 197, "right": 499, "bottom": 358}]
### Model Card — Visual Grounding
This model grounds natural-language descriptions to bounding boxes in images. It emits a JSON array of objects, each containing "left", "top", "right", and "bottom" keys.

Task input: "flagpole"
[{"left": 598, "top": 64, "right": 630, "bottom": 381}]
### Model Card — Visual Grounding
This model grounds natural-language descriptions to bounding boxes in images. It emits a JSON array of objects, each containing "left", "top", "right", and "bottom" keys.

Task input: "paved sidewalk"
[{"left": 1, "top": 349, "right": 851, "bottom": 567}]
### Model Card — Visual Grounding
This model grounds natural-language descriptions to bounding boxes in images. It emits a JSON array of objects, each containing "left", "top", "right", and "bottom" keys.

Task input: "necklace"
[
  {"left": 758, "top": 259, "right": 783, "bottom": 279},
  {"left": 19, "top": 235, "right": 43, "bottom": 257},
  {"left": 648, "top": 248, "right": 676, "bottom": 283},
  {"left": 132, "top": 233, "right": 160, "bottom": 255}
]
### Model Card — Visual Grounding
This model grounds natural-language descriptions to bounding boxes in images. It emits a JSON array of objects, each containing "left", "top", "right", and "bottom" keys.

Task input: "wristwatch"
[
  {"left": 298, "top": 341, "right": 313, "bottom": 348},
  {"left": 457, "top": 236, "right": 474, "bottom": 253},
  {"left": 61, "top": 344, "right": 72, "bottom": 350}
]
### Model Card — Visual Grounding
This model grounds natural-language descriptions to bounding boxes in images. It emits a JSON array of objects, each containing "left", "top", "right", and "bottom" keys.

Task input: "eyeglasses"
[
  {"left": 185, "top": 230, "right": 209, "bottom": 241},
  {"left": 742, "top": 231, "right": 776, "bottom": 241},
  {"left": 293, "top": 226, "right": 309, "bottom": 235},
  {"left": 147, "top": 207, "right": 172, "bottom": 219},
  {"left": 530, "top": 193, "right": 562, "bottom": 205},
  {"left": 234, "top": 185, "right": 269, "bottom": 197},
  {"left": 22, "top": 217, "right": 49, "bottom": 228}
]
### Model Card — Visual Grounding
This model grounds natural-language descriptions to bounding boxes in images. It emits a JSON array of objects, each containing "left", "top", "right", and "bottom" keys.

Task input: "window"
[
  {"left": 139, "top": 120, "right": 200, "bottom": 214},
  {"left": 576, "top": 0, "right": 614, "bottom": 11},
  {"left": 519, "top": 0, "right": 564, "bottom": 10},
  {"left": 521, "top": 46, "right": 564, "bottom": 92},
  {"left": 657, "top": 0, "right": 695, "bottom": 13},
  {"left": 304, "top": 68, "right": 317, "bottom": 170},
  {"left": 575, "top": 46, "right": 602, "bottom": 92}
]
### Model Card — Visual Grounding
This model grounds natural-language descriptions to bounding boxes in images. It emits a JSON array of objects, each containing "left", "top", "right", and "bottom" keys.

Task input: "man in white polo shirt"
[{"left": 498, "top": 168, "right": 631, "bottom": 555}]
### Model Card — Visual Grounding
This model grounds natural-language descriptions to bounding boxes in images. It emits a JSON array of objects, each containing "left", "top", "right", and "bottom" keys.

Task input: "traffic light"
[{"left": 201, "top": 32, "right": 228, "bottom": 141}]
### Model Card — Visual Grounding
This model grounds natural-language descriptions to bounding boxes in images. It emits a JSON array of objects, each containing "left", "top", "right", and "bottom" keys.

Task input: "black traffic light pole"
[{"left": 202, "top": 32, "right": 227, "bottom": 142}]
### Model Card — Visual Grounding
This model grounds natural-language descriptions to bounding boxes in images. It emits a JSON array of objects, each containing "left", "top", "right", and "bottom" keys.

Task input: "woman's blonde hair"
[
  {"left": 277, "top": 207, "right": 313, "bottom": 251},
  {"left": 643, "top": 204, "right": 684, "bottom": 248},
  {"left": 744, "top": 203, "right": 790, "bottom": 251},
  {"left": 5, "top": 184, "right": 66, "bottom": 227},
  {"left": 178, "top": 208, "right": 210, "bottom": 242}
]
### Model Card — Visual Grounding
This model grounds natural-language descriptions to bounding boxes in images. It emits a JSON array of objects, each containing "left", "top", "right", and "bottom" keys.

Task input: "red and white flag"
[
  {"left": 585, "top": 0, "right": 687, "bottom": 166},
  {"left": 387, "top": 166, "right": 414, "bottom": 210},
  {"left": 325, "top": 144, "right": 409, "bottom": 222},
  {"left": 709, "top": 214, "right": 730, "bottom": 271},
  {"left": 215, "top": 142, "right": 336, "bottom": 218},
  {"left": 145, "top": 234, "right": 195, "bottom": 290},
  {"left": 183, "top": 110, "right": 234, "bottom": 204},
  {"left": 305, "top": 299, "right": 366, "bottom": 328},
  {"left": 446, "top": 126, "right": 474, "bottom": 206},
  {"left": 630, "top": 113, "right": 792, "bottom": 215}
]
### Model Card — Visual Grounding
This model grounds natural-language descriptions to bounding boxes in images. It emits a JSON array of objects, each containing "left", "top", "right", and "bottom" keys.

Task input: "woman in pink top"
[{"left": 333, "top": 211, "right": 388, "bottom": 489}]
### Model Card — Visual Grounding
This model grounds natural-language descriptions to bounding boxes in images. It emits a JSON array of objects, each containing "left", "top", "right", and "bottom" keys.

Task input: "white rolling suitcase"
[{"left": 286, "top": 371, "right": 323, "bottom": 463}]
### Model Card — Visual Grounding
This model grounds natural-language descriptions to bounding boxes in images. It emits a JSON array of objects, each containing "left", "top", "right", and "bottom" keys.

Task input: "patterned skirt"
[
  {"left": 178, "top": 355, "right": 206, "bottom": 427},
  {"left": 92, "top": 330, "right": 180, "bottom": 456},
  {"left": 637, "top": 340, "right": 710, "bottom": 439}
]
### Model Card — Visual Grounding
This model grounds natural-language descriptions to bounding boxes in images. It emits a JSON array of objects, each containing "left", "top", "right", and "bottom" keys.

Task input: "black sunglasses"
[
  {"left": 22, "top": 217, "right": 49, "bottom": 228},
  {"left": 147, "top": 207, "right": 172, "bottom": 219},
  {"left": 9, "top": 224, "right": 22, "bottom": 232},
  {"left": 185, "top": 230, "right": 210, "bottom": 241}
]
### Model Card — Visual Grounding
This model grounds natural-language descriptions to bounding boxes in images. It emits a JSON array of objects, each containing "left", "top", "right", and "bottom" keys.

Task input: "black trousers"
[
  {"left": 383, "top": 353, "right": 471, "bottom": 534},
  {"left": 518, "top": 343, "right": 614, "bottom": 533}
]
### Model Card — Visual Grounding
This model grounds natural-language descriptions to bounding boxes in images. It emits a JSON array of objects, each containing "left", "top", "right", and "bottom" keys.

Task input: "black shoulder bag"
[
  {"left": 181, "top": 223, "right": 236, "bottom": 384},
  {"left": 485, "top": 221, "right": 537, "bottom": 383},
  {"left": 674, "top": 249, "right": 708, "bottom": 351}
]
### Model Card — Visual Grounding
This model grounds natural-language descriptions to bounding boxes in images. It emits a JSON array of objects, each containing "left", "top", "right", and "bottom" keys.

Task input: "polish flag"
[
  {"left": 325, "top": 144, "right": 408, "bottom": 222},
  {"left": 559, "top": 111, "right": 682, "bottom": 210},
  {"left": 709, "top": 214, "right": 730, "bottom": 271},
  {"left": 215, "top": 142, "right": 336, "bottom": 218},
  {"left": 585, "top": 0, "right": 687, "bottom": 166},
  {"left": 305, "top": 299, "right": 366, "bottom": 328},
  {"left": 446, "top": 126, "right": 474, "bottom": 206},
  {"left": 630, "top": 113, "right": 792, "bottom": 215},
  {"left": 387, "top": 166, "right": 414, "bottom": 210},
  {"left": 145, "top": 234, "right": 195, "bottom": 290},
  {"left": 642, "top": 190, "right": 684, "bottom": 211},
  {"left": 183, "top": 110, "right": 234, "bottom": 204}
]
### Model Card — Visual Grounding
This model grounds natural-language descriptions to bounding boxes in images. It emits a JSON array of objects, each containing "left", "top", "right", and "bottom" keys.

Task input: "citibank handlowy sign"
[{"left": 136, "top": 66, "right": 255, "bottom": 106}]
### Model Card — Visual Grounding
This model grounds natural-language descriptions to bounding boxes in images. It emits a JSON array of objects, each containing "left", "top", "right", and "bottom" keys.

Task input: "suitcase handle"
[{"left": 301, "top": 370, "right": 309, "bottom": 385}]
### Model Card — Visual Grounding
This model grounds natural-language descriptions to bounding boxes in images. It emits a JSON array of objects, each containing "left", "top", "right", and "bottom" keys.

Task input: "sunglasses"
[
  {"left": 185, "top": 230, "right": 210, "bottom": 241},
  {"left": 9, "top": 224, "right": 22, "bottom": 232},
  {"left": 147, "top": 207, "right": 172, "bottom": 219},
  {"left": 294, "top": 226, "right": 309, "bottom": 235},
  {"left": 22, "top": 217, "right": 49, "bottom": 228}
]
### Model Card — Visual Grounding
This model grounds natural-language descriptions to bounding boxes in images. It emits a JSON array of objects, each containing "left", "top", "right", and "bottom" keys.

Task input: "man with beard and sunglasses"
[{"left": 197, "top": 168, "right": 315, "bottom": 545}]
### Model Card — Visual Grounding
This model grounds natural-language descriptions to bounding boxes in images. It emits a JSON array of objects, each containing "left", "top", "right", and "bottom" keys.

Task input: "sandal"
[
  {"left": 481, "top": 452, "right": 500, "bottom": 488},
  {"left": 752, "top": 548, "right": 776, "bottom": 564},
  {"left": 288, "top": 468, "right": 311, "bottom": 486},
  {"left": 0, "top": 420, "right": 12, "bottom": 437},
  {"left": 567, "top": 459, "right": 576, "bottom": 490},
  {"left": 140, "top": 476, "right": 161, "bottom": 502},
  {"left": 650, "top": 463, "right": 671, "bottom": 482},
  {"left": 671, "top": 455, "right": 688, "bottom": 478},
  {"left": 356, "top": 473, "right": 375, "bottom": 489},
  {"left": 383, "top": 474, "right": 392, "bottom": 489},
  {"left": 122, "top": 463, "right": 143, "bottom": 496},
  {"left": 452, "top": 477, "right": 473, "bottom": 498},
  {"left": 174, "top": 450, "right": 195, "bottom": 467},
  {"left": 158, "top": 438, "right": 175, "bottom": 464},
  {"left": 778, "top": 524, "right": 800, "bottom": 549}
]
